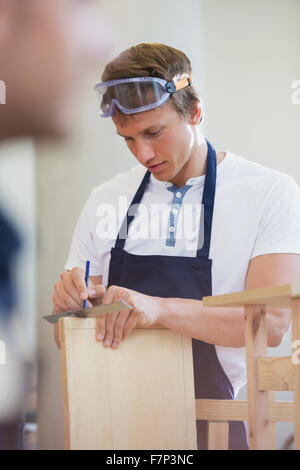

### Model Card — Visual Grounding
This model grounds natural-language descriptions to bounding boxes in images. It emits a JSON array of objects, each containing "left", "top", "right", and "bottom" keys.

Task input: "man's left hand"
[{"left": 95, "top": 285, "right": 162, "bottom": 349}]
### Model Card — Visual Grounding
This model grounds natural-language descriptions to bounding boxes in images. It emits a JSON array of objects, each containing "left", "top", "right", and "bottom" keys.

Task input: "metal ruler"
[{"left": 43, "top": 300, "right": 132, "bottom": 324}]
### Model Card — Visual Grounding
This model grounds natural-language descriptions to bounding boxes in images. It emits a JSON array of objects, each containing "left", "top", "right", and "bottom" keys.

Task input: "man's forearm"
[
  {"left": 157, "top": 298, "right": 246, "bottom": 347},
  {"left": 157, "top": 297, "right": 289, "bottom": 348}
]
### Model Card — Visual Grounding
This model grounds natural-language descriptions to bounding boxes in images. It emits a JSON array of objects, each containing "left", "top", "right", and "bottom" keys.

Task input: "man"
[
  {"left": 52, "top": 43, "right": 300, "bottom": 449},
  {"left": 0, "top": 0, "right": 107, "bottom": 449}
]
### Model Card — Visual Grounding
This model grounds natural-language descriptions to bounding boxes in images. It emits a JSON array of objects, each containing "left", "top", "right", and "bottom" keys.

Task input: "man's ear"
[{"left": 188, "top": 101, "right": 202, "bottom": 126}]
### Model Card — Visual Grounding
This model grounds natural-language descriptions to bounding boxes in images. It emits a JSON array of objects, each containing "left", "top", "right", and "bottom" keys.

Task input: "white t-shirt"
[{"left": 65, "top": 150, "right": 300, "bottom": 396}]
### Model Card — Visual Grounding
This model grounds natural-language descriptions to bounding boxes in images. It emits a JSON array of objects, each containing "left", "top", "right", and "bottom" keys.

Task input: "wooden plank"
[
  {"left": 59, "top": 317, "right": 167, "bottom": 330},
  {"left": 245, "top": 305, "right": 271, "bottom": 450},
  {"left": 59, "top": 319, "right": 71, "bottom": 450},
  {"left": 292, "top": 298, "right": 300, "bottom": 450},
  {"left": 60, "top": 317, "right": 197, "bottom": 450},
  {"left": 202, "top": 284, "right": 300, "bottom": 309},
  {"left": 208, "top": 422, "right": 228, "bottom": 450},
  {"left": 195, "top": 399, "right": 293, "bottom": 422},
  {"left": 269, "top": 391, "right": 277, "bottom": 450},
  {"left": 196, "top": 399, "right": 248, "bottom": 421},
  {"left": 181, "top": 335, "right": 198, "bottom": 450},
  {"left": 257, "top": 357, "right": 293, "bottom": 391}
]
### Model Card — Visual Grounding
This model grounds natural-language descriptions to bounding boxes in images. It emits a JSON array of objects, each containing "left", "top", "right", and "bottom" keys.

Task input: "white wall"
[{"left": 200, "top": 0, "right": 300, "bottom": 182}]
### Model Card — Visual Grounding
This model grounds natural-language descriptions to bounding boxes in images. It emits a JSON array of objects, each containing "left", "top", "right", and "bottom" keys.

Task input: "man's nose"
[{"left": 135, "top": 140, "right": 155, "bottom": 165}]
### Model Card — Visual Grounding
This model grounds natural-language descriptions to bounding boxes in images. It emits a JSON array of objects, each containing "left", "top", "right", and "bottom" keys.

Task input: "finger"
[
  {"left": 101, "top": 286, "right": 127, "bottom": 347},
  {"left": 111, "top": 309, "right": 131, "bottom": 348},
  {"left": 101, "top": 285, "right": 120, "bottom": 305},
  {"left": 88, "top": 284, "right": 106, "bottom": 306},
  {"left": 54, "top": 324, "right": 61, "bottom": 349},
  {"left": 103, "top": 311, "right": 119, "bottom": 347},
  {"left": 53, "top": 282, "right": 81, "bottom": 312},
  {"left": 123, "top": 309, "right": 140, "bottom": 341},
  {"left": 60, "top": 271, "right": 83, "bottom": 305},
  {"left": 71, "top": 267, "right": 88, "bottom": 301},
  {"left": 95, "top": 315, "right": 106, "bottom": 342},
  {"left": 52, "top": 293, "right": 66, "bottom": 314}
]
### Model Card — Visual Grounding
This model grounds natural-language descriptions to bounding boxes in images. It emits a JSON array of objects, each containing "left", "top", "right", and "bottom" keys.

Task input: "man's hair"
[{"left": 101, "top": 43, "right": 201, "bottom": 120}]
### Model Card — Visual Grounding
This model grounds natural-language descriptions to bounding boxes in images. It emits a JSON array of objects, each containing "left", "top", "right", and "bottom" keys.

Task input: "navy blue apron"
[{"left": 107, "top": 140, "right": 248, "bottom": 450}]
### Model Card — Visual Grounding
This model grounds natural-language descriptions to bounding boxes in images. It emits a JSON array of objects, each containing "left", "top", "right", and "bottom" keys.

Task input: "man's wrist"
[{"left": 155, "top": 296, "right": 170, "bottom": 327}]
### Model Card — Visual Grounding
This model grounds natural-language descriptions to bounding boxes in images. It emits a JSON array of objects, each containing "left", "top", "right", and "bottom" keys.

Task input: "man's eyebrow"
[{"left": 117, "top": 125, "right": 165, "bottom": 138}]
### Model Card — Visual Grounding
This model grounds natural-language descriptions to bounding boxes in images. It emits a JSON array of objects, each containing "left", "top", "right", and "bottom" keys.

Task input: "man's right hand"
[{"left": 52, "top": 267, "right": 105, "bottom": 348}]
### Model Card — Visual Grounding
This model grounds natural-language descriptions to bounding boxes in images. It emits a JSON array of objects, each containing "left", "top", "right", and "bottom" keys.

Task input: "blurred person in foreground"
[{"left": 0, "top": 0, "right": 109, "bottom": 449}]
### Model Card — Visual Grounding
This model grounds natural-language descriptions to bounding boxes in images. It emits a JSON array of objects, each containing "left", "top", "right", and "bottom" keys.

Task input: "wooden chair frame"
[{"left": 200, "top": 283, "right": 300, "bottom": 450}]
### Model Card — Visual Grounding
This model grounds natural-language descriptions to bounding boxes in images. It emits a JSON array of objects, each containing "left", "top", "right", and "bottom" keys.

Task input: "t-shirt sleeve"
[
  {"left": 64, "top": 189, "right": 104, "bottom": 276},
  {"left": 250, "top": 174, "right": 300, "bottom": 260}
]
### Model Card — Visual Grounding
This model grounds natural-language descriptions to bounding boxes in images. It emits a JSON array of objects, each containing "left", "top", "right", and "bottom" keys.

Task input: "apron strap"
[
  {"left": 115, "top": 169, "right": 151, "bottom": 249},
  {"left": 196, "top": 139, "right": 217, "bottom": 258}
]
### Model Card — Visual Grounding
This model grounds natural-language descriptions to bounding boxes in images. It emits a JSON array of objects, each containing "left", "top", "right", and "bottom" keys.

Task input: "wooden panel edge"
[
  {"left": 203, "top": 284, "right": 297, "bottom": 308},
  {"left": 195, "top": 399, "right": 293, "bottom": 422},
  {"left": 59, "top": 319, "right": 71, "bottom": 450},
  {"left": 61, "top": 317, "right": 168, "bottom": 330},
  {"left": 181, "top": 335, "right": 197, "bottom": 450}
]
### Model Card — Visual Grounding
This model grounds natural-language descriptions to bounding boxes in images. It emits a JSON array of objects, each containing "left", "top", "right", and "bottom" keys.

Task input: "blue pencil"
[{"left": 83, "top": 260, "right": 90, "bottom": 309}]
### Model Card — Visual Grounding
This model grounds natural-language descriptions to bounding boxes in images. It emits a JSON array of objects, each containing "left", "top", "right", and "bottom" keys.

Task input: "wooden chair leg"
[
  {"left": 292, "top": 298, "right": 300, "bottom": 450},
  {"left": 207, "top": 422, "right": 229, "bottom": 450},
  {"left": 245, "top": 305, "right": 271, "bottom": 449},
  {"left": 269, "top": 391, "right": 277, "bottom": 449}
]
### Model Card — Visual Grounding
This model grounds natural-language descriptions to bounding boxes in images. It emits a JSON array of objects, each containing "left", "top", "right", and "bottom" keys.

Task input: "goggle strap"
[{"left": 166, "top": 74, "right": 192, "bottom": 93}]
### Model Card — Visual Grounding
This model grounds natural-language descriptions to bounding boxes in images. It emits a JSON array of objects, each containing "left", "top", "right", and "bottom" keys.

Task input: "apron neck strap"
[
  {"left": 115, "top": 169, "right": 151, "bottom": 248},
  {"left": 196, "top": 139, "right": 217, "bottom": 258}
]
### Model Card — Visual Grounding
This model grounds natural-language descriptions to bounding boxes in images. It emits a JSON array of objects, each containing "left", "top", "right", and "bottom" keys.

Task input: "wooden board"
[
  {"left": 195, "top": 399, "right": 294, "bottom": 422},
  {"left": 202, "top": 284, "right": 300, "bottom": 309},
  {"left": 208, "top": 422, "right": 228, "bottom": 450},
  {"left": 59, "top": 317, "right": 197, "bottom": 450},
  {"left": 244, "top": 305, "right": 271, "bottom": 450},
  {"left": 257, "top": 357, "right": 293, "bottom": 391},
  {"left": 292, "top": 298, "right": 300, "bottom": 449}
]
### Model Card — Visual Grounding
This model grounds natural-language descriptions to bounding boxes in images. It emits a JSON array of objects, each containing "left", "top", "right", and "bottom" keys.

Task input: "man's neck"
[
  {"left": 170, "top": 140, "right": 209, "bottom": 188},
  {"left": 170, "top": 144, "right": 226, "bottom": 188}
]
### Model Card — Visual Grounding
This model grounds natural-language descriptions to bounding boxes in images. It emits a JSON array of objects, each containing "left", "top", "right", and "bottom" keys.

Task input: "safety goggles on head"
[{"left": 94, "top": 74, "right": 192, "bottom": 118}]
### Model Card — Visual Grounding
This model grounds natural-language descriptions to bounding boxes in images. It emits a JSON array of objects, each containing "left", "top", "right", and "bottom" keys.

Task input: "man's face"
[
  {"left": 0, "top": 0, "right": 108, "bottom": 138},
  {"left": 113, "top": 102, "right": 196, "bottom": 184}
]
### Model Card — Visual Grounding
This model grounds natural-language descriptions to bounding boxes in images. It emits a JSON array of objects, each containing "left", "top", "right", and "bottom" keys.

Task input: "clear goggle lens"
[{"left": 95, "top": 75, "right": 192, "bottom": 117}]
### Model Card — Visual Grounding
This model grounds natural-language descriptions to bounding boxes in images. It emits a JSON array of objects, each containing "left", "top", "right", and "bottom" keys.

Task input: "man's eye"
[{"left": 148, "top": 129, "right": 162, "bottom": 137}]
